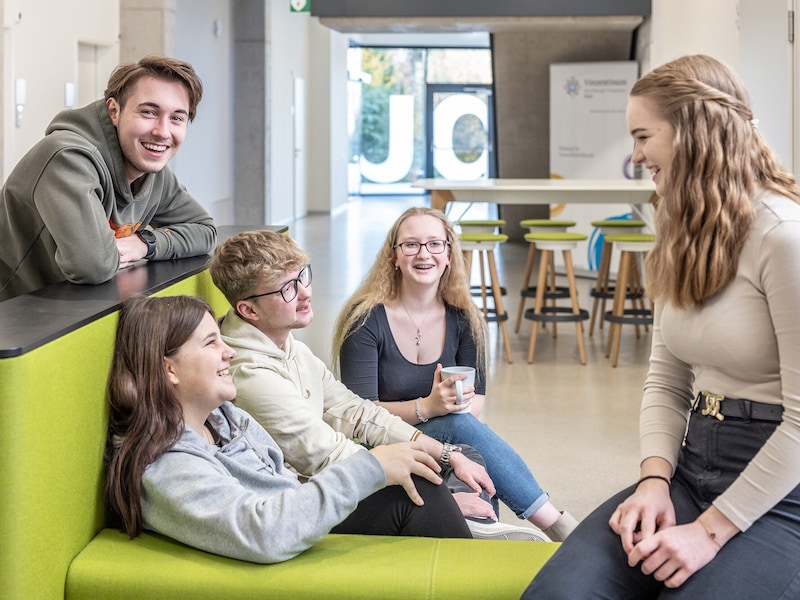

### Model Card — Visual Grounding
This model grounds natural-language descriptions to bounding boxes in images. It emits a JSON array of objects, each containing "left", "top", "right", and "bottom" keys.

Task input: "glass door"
[{"left": 425, "top": 84, "right": 495, "bottom": 180}]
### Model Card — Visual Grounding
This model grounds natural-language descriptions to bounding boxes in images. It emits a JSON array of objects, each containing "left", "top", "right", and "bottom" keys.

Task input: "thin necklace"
[{"left": 400, "top": 303, "right": 434, "bottom": 346}]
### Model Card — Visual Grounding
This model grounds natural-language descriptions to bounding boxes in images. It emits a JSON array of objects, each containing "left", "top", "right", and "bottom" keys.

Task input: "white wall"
[
  {"left": 1, "top": 0, "right": 119, "bottom": 177},
  {"left": 638, "top": 0, "right": 794, "bottom": 174},
  {"left": 266, "top": 3, "right": 310, "bottom": 225},
  {"left": 641, "top": 0, "right": 740, "bottom": 72},
  {"left": 173, "top": 0, "right": 234, "bottom": 224},
  {"left": 739, "top": 0, "right": 794, "bottom": 169}
]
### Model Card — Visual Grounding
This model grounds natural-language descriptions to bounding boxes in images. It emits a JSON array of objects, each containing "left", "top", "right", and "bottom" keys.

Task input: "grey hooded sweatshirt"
[
  {"left": 0, "top": 99, "right": 215, "bottom": 301},
  {"left": 141, "top": 401, "right": 385, "bottom": 564}
]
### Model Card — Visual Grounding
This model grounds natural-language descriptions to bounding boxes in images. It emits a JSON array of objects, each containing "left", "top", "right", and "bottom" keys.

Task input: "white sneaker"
[{"left": 466, "top": 519, "right": 550, "bottom": 542}]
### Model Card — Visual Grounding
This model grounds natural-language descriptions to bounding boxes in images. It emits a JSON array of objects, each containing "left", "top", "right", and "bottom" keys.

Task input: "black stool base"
[
  {"left": 525, "top": 306, "right": 590, "bottom": 323},
  {"left": 603, "top": 308, "right": 653, "bottom": 326},
  {"left": 472, "top": 284, "right": 506, "bottom": 297},
  {"left": 521, "top": 286, "right": 570, "bottom": 300},
  {"left": 590, "top": 286, "right": 644, "bottom": 301}
]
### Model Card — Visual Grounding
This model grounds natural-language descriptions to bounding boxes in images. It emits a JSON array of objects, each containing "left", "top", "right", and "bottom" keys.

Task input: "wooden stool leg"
[
  {"left": 487, "top": 249, "right": 513, "bottom": 364},
  {"left": 589, "top": 240, "right": 612, "bottom": 336},
  {"left": 562, "top": 249, "right": 587, "bottom": 365},
  {"left": 547, "top": 252, "right": 557, "bottom": 337},
  {"left": 607, "top": 251, "right": 631, "bottom": 367},
  {"left": 463, "top": 250, "right": 473, "bottom": 278},
  {"left": 527, "top": 250, "right": 551, "bottom": 363},
  {"left": 478, "top": 250, "right": 489, "bottom": 316},
  {"left": 629, "top": 255, "right": 643, "bottom": 338},
  {"left": 515, "top": 243, "right": 537, "bottom": 333}
]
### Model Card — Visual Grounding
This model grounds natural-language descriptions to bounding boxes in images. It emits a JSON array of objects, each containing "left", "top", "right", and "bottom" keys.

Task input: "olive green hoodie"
[{"left": 0, "top": 99, "right": 215, "bottom": 301}]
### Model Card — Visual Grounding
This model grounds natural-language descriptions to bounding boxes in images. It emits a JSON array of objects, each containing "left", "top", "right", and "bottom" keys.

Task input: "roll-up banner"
[{"left": 549, "top": 61, "right": 643, "bottom": 272}]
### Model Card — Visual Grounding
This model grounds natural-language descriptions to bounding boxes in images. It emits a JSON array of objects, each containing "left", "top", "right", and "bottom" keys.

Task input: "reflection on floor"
[{"left": 289, "top": 195, "right": 650, "bottom": 524}]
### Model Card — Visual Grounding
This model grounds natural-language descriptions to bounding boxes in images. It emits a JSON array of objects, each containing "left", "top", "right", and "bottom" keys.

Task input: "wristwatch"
[
  {"left": 440, "top": 443, "right": 462, "bottom": 467},
  {"left": 137, "top": 229, "right": 157, "bottom": 260}
]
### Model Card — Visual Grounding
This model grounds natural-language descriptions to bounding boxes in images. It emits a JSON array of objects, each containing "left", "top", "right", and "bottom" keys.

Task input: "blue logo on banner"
[{"left": 564, "top": 76, "right": 580, "bottom": 98}]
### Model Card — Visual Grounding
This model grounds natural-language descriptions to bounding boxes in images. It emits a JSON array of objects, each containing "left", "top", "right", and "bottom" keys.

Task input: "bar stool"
[
  {"left": 458, "top": 220, "right": 507, "bottom": 316},
  {"left": 458, "top": 221, "right": 514, "bottom": 364},
  {"left": 588, "top": 219, "right": 647, "bottom": 336},
  {"left": 523, "top": 232, "right": 590, "bottom": 365},
  {"left": 603, "top": 233, "right": 655, "bottom": 367},
  {"left": 514, "top": 219, "right": 577, "bottom": 334}
]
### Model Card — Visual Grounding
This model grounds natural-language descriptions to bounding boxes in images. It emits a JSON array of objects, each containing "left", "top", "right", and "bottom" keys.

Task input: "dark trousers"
[
  {"left": 523, "top": 412, "right": 800, "bottom": 599},
  {"left": 331, "top": 475, "right": 472, "bottom": 539}
]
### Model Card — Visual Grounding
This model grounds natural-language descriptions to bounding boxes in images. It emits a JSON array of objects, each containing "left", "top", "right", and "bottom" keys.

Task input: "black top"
[{"left": 339, "top": 304, "right": 486, "bottom": 402}]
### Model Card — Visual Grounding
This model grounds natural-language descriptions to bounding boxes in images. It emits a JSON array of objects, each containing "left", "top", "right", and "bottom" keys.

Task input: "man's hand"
[
  {"left": 369, "top": 441, "right": 443, "bottom": 506},
  {"left": 116, "top": 235, "right": 149, "bottom": 269}
]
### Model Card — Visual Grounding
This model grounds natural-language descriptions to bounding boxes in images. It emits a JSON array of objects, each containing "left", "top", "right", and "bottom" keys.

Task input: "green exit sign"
[{"left": 290, "top": 0, "right": 310, "bottom": 12}]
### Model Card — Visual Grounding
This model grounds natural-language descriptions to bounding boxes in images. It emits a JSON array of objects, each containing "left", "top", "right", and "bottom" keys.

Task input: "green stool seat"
[
  {"left": 460, "top": 232, "right": 509, "bottom": 243},
  {"left": 458, "top": 220, "right": 506, "bottom": 235},
  {"left": 523, "top": 232, "right": 587, "bottom": 243},
  {"left": 603, "top": 233, "right": 655, "bottom": 244},
  {"left": 520, "top": 219, "right": 576, "bottom": 228},
  {"left": 590, "top": 219, "right": 646, "bottom": 228}
]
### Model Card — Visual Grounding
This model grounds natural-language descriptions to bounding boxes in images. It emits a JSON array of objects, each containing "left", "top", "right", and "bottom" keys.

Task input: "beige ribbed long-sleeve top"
[{"left": 640, "top": 191, "right": 800, "bottom": 531}]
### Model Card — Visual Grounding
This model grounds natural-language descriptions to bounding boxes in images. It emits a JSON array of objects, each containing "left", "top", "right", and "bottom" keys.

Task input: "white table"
[{"left": 412, "top": 178, "right": 656, "bottom": 225}]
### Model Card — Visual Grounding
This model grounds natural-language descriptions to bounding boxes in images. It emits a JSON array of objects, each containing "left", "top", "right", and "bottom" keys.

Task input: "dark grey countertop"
[{"left": 0, "top": 225, "right": 286, "bottom": 358}]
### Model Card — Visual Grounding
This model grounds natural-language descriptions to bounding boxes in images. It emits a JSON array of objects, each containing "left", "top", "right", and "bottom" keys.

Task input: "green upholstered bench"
[{"left": 0, "top": 256, "right": 557, "bottom": 600}]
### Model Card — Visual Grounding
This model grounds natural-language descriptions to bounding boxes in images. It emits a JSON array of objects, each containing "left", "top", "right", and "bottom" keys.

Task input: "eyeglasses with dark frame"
[
  {"left": 242, "top": 264, "right": 312, "bottom": 303},
  {"left": 393, "top": 239, "right": 450, "bottom": 256}
]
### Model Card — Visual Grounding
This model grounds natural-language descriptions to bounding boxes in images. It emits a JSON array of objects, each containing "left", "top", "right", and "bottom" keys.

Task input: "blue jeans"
[
  {"left": 523, "top": 411, "right": 800, "bottom": 599},
  {"left": 418, "top": 412, "right": 550, "bottom": 519}
]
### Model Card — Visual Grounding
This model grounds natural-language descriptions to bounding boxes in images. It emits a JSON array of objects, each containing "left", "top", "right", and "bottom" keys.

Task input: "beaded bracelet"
[
  {"left": 635, "top": 474, "right": 671, "bottom": 489},
  {"left": 414, "top": 398, "right": 429, "bottom": 423}
]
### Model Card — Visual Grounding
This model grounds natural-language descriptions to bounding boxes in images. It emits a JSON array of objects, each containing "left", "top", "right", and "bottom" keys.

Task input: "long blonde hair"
[
  {"left": 634, "top": 54, "right": 800, "bottom": 307},
  {"left": 332, "top": 207, "right": 486, "bottom": 374}
]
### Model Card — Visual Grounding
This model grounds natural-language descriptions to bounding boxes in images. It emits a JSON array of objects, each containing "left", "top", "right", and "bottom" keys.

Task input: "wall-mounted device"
[{"left": 15, "top": 78, "right": 26, "bottom": 128}]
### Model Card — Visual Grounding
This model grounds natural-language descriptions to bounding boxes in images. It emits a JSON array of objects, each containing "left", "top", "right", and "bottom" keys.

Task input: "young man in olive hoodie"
[{"left": 0, "top": 55, "right": 215, "bottom": 301}]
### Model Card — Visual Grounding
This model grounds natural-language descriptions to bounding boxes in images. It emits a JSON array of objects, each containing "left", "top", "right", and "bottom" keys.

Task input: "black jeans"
[
  {"left": 522, "top": 412, "right": 800, "bottom": 599},
  {"left": 331, "top": 474, "right": 472, "bottom": 539}
]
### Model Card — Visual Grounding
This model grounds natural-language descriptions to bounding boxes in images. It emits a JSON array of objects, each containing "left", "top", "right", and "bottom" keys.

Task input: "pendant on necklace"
[{"left": 415, "top": 329, "right": 422, "bottom": 345}]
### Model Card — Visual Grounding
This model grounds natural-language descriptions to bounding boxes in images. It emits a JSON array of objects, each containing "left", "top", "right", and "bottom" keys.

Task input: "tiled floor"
[{"left": 289, "top": 195, "right": 651, "bottom": 524}]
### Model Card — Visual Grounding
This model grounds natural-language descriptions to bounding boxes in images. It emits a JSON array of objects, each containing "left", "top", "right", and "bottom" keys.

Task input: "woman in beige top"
[{"left": 524, "top": 54, "right": 800, "bottom": 598}]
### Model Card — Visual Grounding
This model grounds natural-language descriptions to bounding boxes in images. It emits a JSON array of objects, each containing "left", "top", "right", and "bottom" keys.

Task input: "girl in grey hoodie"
[{"left": 104, "top": 295, "right": 469, "bottom": 564}]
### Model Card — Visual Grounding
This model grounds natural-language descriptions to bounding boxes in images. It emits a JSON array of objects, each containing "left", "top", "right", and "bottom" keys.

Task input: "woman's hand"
[
  {"left": 369, "top": 441, "right": 442, "bottom": 506},
  {"left": 629, "top": 506, "right": 737, "bottom": 588},
  {"left": 609, "top": 477, "right": 676, "bottom": 554},
  {"left": 627, "top": 520, "right": 720, "bottom": 588},
  {"left": 418, "top": 364, "right": 475, "bottom": 418},
  {"left": 451, "top": 492, "right": 497, "bottom": 519},
  {"left": 449, "top": 450, "right": 496, "bottom": 499}
]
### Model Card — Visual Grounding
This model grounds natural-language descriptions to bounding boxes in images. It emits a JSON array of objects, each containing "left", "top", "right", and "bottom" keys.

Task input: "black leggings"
[{"left": 331, "top": 475, "right": 472, "bottom": 539}]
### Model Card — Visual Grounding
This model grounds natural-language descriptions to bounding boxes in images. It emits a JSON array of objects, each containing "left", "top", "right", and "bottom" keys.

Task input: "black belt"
[{"left": 694, "top": 391, "right": 783, "bottom": 423}]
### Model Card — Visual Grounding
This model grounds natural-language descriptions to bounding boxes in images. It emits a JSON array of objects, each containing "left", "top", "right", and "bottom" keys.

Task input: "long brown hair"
[
  {"left": 633, "top": 54, "right": 800, "bottom": 307},
  {"left": 332, "top": 207, "right": 486, "bottom": 375},
  {"left": 105, "top": 295, "right": 213, "bottom": 537}
]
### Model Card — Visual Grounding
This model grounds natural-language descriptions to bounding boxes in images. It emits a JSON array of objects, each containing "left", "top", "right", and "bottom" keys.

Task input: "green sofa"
[{"left": 0, "top": 258, "right": 557, "bottom": 600}]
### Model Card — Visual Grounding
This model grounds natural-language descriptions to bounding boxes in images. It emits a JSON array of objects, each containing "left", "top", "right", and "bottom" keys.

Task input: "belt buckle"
[{"left": 700, "top": 391, "right": 725, "bottom": 421}]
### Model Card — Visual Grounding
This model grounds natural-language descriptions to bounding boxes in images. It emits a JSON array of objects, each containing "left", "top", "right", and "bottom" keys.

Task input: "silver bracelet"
[{"left": 414, "top": 398, "right": 428, "bottom": 423}]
